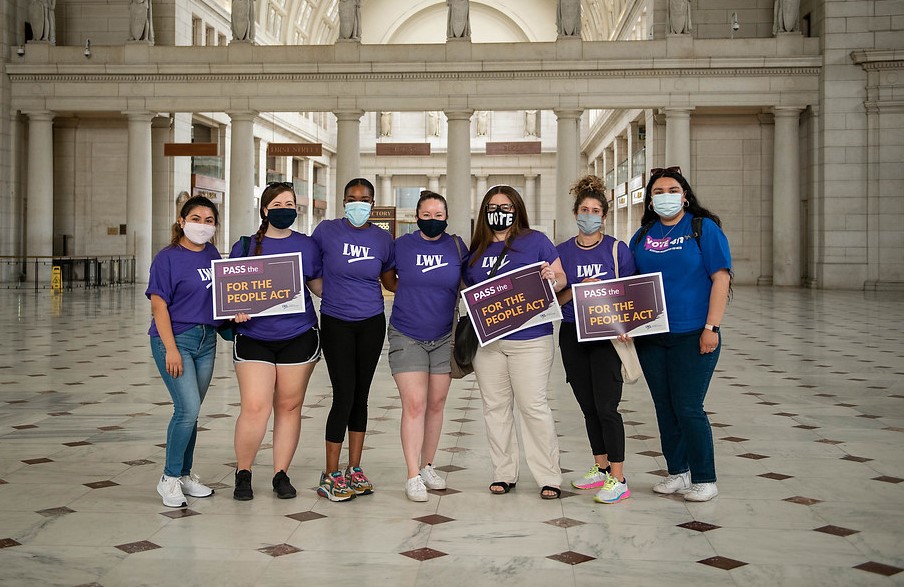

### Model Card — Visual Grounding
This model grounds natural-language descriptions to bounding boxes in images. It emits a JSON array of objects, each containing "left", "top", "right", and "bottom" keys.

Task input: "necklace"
[
  {"left": 575, "top": 235, "right": 602, "bottom": 249},
  {"left": 658, "top": 221, "right": 680, "bottom": 239}
]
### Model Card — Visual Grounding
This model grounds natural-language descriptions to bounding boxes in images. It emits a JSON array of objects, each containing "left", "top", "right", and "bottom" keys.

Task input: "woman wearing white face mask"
[
  {"left": 628, "top": 167, "right": 732, "bottom": 503},
  {"left": 146, "top": 196, "right": 222, "bottom": 508},
  {"left": 311, "top": 178, "right": 395, "bottom": 501},
  {"left": 555, "top": 176, "right": 636, "bottom": 504}
]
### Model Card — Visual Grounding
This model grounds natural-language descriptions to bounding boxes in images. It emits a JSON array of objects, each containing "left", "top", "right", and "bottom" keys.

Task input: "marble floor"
[{"left": 0, "top": 285, "right": 903, "bottom": 586}]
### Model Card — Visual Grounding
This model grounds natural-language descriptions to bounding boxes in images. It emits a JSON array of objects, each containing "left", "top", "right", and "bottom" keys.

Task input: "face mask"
[
  {"left": 345, "top": 201, "right": 372, "bottom": 227},
  {"left": 417, "top": 218, "right": 447, "bottom": 238},
  {"left": 267, "top": 207, "right": 297, "bottom": 229},
  {"left": 486, "top": 211, "right": 515, "bottom": 232},
  {"left": 182, "top": 222, "right": 216, "bottom": 245},
  {"left": 576, "top": 213, "right": 602, "bottom": 235},
  {"left": 652, "top": 193, "right": 684, "bottom": 219}
]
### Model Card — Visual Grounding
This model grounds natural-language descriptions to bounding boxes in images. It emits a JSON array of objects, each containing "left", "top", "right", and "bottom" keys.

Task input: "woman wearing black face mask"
[
  {"left": 380, "top": 191, "right": 468, "bottom": 502},
  {"left": 227, "top": 182, "right": 325, "bottom": 502}
]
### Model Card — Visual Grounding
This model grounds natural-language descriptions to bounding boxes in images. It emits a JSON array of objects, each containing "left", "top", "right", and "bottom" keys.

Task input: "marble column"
[
  {"left": 664, "top": 107, "right": 693, "bottom": 179},
  {"left": 126, "top": 112, "right": 154, "bottom": 282},
  {"left": 26, "top": 111, "right": 55, "bottom": 258},
  {"left": 380, "top": 174, "right": 393, "bottom": 206},
  {"left": 555, "top": 109, "right": 582, "bottom": 242},
  {"left": 151, "top": 116, "right": 172, "bottom": 258},
  {"left": 334, "top": 110, "right": 363, "bottom": 211},
  {"left": 445, "top": 110, "right": 473, "bottom": 241},
  {"left": 228, "top": 111, "right": 257, "bottom": 244},
  {"left": 523, "top": 174, "right": 538, "bottom": 224},
  {"left": 772, "top": 107, "right": 803, "bottom": 286},
  {"left": 428, "top": 174, "right": 441, "bottom": 195},
  {"left": 306, "top": 158, "right": 315, "bottom": 234}
]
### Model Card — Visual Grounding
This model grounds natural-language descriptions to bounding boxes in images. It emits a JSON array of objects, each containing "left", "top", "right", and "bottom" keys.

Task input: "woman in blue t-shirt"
[
  {"left": 629, "top": 166, "right": 732, "bottom": 503},
  {"left": 466, "top": 185, "right": 566, "bottom": 500},
  {"left": 229, "top": 182, "right": 324, "bottom": 502},
  {"left": 381, "top": 191, "right": 468, "bottom": 502},
  {"left": 146, "top": 196, "right": 222, "bottom": 508}
]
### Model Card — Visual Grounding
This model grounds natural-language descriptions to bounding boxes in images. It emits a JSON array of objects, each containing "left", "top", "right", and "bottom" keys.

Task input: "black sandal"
[
  {"left": 489, "top": 481, "right": 516, "bottom": 494},
  {"left": 540, "top": 485, "right": 561, "bottom": 500}
]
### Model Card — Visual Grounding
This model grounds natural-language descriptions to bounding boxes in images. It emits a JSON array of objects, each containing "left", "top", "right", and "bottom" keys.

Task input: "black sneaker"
[
  {"left": 272, "top": 470, "right": 297, "bottom": 499},
  {"left": 234, "top": 469, "right": 253, "bottom": 501}
]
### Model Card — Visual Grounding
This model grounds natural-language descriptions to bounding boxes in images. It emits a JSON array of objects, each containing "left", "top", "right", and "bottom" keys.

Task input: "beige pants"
[{"left": 472, "top": 335, "right": 562, "bottom": 488}]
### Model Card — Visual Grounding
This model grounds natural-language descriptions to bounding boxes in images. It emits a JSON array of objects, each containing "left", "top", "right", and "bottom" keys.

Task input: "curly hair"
[{"left": 570, "top": 175, "right": 608, "bottom": 216}]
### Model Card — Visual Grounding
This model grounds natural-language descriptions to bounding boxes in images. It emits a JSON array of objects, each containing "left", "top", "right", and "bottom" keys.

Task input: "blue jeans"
[
  {"left": 635, "top": 329, "right": 720, "bottom": 483},
  {"left": 150, "top": 325, "right": 217, "bottom": 478}
]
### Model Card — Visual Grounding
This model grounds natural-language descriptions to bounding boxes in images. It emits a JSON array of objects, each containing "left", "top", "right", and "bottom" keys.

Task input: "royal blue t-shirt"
[
  {"left": 630, "top": 214, "right": 732, "bottom": 334},
  {"left": 464, "top": 229, "right": 560, "bottom": 341},
  {"left": 312, "top": 218, "right": 395, "bottom": 321},
  {"left": 390, "top": 232, "right": 468, "bottom": 341},
  {"left": 556, "top": 235, "right": 636, "bottom": 324},
  {"left": 229, "top": 232, "right": 322, "bottom": 341},
  {"left": 146, "top": 243, "right": 223, "bottom": 337}
]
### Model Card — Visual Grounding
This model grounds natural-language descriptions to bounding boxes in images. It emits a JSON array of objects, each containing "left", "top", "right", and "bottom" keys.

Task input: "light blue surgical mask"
[
  {"left": 345, "top": 201, "right": 372, "bottom": 227},
  {"left": 576, "top": 213, "right": 602, "bottom": 235},
  {"left": 651, "top": 193, "right": 684, "bottom": 219}
]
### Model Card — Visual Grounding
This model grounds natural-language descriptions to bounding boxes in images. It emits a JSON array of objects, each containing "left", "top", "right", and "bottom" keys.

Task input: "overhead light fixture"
[
  {"left": 731, "top": 13, "right": 740, "bottom": 38},
  {"left": 16, "top": 45, "right": 25, "bottom": 57},
  {"left": 84, "top": 39, "right": 91, "bottom": 58}
]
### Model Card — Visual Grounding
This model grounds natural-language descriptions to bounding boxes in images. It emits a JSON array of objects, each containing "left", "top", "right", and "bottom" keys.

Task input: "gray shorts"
[{"left": 387, "top": 323, "right": 453, "bottom": 375}]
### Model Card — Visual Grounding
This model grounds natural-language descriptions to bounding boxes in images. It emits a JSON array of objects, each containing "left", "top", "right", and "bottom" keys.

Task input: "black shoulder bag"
[{"left": 452, "top": 242, "right": 510, "bottom": 371}]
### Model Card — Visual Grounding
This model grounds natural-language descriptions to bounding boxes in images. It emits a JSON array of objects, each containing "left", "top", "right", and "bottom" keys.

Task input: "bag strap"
[
  {"left": 240, "top": 235, "right": 251, "bottom": 257},
  {"left": 612, "top": 240, "right": 620, "bottom": 278},
  {"left": 487, "top": 242, "right": 511, "bottom": 278}
]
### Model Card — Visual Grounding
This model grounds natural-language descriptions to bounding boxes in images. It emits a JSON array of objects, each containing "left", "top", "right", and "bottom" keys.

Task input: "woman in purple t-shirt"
[
  {"left": 228, "top": 182, "right": 324, "bottom": 502},
  {"left": 466, "top": 185, "right": 567, "bottom": 500},
  {"left": 311, "top": 178, "right": 395, "bottom": 502},
  {"left": 146, "top": 196, "right": 222, "bottom": 508},
  {"left": 380, "top": 191, "right": 468, "bottom": 502}
]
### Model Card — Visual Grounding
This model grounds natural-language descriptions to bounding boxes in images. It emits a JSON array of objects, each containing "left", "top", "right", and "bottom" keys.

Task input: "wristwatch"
[{"left": 704, "top": 323, "right": 720, "bottom": 333}]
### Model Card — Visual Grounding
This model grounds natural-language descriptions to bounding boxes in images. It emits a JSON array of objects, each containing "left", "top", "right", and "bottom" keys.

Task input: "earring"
[{"left": 683, "top": 200, "right": 689, "bottom": 208}]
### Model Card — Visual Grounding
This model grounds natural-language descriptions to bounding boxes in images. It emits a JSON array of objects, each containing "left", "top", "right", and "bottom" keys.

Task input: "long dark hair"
[
  {"left": 252, "top": 183, "right": 296, "bottom": 256},
  {"left": 469, "top": 184, "right": 531, "bottom": 267},
  {"left": 571, "top": 175, "right": 608, "bottom": 216},
  {"left": 169, "top": 195, "right": 218, "bottom": 247},
  {"left": 638, "top": 168, "right": 722, "bottom": 228}
]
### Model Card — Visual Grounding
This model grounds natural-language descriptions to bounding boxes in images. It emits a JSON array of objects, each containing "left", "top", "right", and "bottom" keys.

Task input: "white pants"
[{"left": 472, "top": 335, "right": 562, "bottom": 488}]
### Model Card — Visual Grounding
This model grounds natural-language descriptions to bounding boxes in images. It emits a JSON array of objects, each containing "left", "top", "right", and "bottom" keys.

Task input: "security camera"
[
  {"left": 16, "top": 45, "right": 24, "bottom": 57},
  {"left": 84, "top": 39, "right": 91, "bottom": 58},
  {"left": 731, "top": 13, "right": 740, "bottom": 32}
]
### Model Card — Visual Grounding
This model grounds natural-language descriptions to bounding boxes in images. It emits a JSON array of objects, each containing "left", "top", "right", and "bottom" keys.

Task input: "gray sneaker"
[
  {"left": 157, "top": 474, "right": 187, "bottom": 508},
  {"left": 419, "top": 464, "right": 446, "bottom": 490},
  {"left": 652, "top": 471, "right": 691, "bottom": 495}
]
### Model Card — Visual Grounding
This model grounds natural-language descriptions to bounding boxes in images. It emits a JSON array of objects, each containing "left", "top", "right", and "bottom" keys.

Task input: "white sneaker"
[
  {"left": 652, "top": 471, "right": 691, "bottom": 495},
  {"left": 684, "top": 482, "right": 719, "bottom": 502},
  {"left": 180, "top": 473, "right": 214, "bottom": 498},
  {"left": 406, "top": 476, "right": 428, "bottom": 502},
  {"left": 157, "top": 474, "right": 187, "bottom": 508},
  {"left": 419, "top": 464, "right": 446, "bottom": 490}
]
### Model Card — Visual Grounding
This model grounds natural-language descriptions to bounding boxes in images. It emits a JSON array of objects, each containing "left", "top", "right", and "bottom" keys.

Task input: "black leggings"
[
  {"left": 558, "top": 321, "right": 625, "bottom": 462},
  {"left": 320, "top": 313, "right": 386, "bottom": 443}
]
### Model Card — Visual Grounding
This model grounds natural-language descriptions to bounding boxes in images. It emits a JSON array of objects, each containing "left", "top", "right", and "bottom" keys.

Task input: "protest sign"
[
  {"left": 461, "top": 262, "right": 562, "bottom": 346},
  {"left": 212, "top": 252, "right": 305, "bottom": 319},
  {"left": 571, "top": 272, "right": 668, "bottom": 341}
]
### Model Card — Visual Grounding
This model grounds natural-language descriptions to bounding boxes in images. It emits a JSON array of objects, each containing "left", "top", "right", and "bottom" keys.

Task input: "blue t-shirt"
[
  {"left": 556, "top": 235, "right": 636, "bottom": 324},
  {"left": 630, "top": 214, "right": 732, "bottom": 334},
  {"left": 312, "top": 218, "right": 395, "bottom": 321},
  {"left": 146, "top": 243, "right": 223, "bottom": 337},
  {"left": 229, "top": 232, "right": 322, "bottom": 341},
  {"left": 465, "top": 229, "right": 560, "bottom": 341},
  {"left": 390, "top": 232, "right": 468, "bottom": 341}
]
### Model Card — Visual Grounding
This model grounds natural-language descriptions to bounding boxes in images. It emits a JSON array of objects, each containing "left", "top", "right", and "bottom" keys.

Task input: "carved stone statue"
[
  {"left": 231, "top": 0, "right": 255, "bottom": 42},
  {"left": 447, "top": 0, "right": 470, "bottom": 39},
  {"left": 129, "top": 0, "right": 155, "bottom": 43},
  {"left": 380, "top": 112, "right": 392, "bottom": 137},
  {"left": 338, "top": 0, "right": 361, "bottom": 41},
  {"left": 427, "top": 111, "right": 440, "bottom": 137},
  {"left": 668, "top": 0, "right": 692, "bottom": 35},
  {"left": 773, "top": 0, "right": 800, "bottom": 34},
  {"left": 476, "top": 111, "right": 488, "bottom": 136},
  {"left": 556, "top": 0, "right": 581, "bottom": 38},
  {"left": 28, "top": 0, "right": 56, "bottom": 44},
  {"left": 525, "top": 110, "right": 538, "bottom": 137}
]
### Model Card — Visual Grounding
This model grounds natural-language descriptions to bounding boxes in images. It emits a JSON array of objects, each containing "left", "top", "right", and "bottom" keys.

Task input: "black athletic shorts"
[{"left": 232, "top": 327, "right": 320, "bottom": 366}]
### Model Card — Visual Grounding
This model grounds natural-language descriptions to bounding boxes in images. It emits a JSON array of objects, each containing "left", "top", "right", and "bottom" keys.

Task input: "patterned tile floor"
[{"left": 0, "top": 286, "right": 903, "bottom": 586}]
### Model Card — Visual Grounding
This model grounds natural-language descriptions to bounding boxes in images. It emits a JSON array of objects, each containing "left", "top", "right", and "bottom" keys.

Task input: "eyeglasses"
[
  {"left": 650, "top": 166, "right": 682, "bottom": 178},
  {"left": 486, "top": 203, "right": 514, "bottom": 213},
  {"left": 266, "top": 181, "right": 294, "bottom": 190}
]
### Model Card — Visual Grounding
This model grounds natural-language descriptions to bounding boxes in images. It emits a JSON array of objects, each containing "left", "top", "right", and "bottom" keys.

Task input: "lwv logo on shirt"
[
  {"left": 196, "top": 267, "right": 215, "bottom": 288},
  {"left": 416, "top": 254, "right": 448, "bottom": 273},
  {"left": 576, "top": 264, "right": 607, "bottom": 279},
  {"left": 343, "top": 243, "right": 375, "bottom": 263},
  {"left": 481, "top": 255, "right": 509, "bottom": 274}
]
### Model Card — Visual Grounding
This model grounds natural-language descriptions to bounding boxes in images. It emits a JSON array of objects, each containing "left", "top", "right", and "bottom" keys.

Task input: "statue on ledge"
[
  {"left": 28, "top": 0, "right": 56, "bottom": 44},
  {"left": 338, "top": 0, "right": 361, "bottom": 41},
  {"left": 668, "top": 0, "right": 692, "bottom": 35},
  {"left": 557, "top": 0, "right": 581, "bottom": 38},
  {"left": 773, "top": 0, "right": 800, "bottom": 34},
  {"left": 231, "top": 0, "right": 255, "bottom": 42},
  {"left": 129, "top": 0, "right": 155, "bottom": 43},
  {"left": 447, "top": 0, "right": 471, "bottom": 39}
]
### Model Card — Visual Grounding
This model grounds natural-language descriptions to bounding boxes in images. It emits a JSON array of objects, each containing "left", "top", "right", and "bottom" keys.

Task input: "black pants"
[
  {"left": 320, "top": 313, "right": 386, "bottom": 443},
  {"left": 558, "top": 321, "right": 625, "bottom": 462}
]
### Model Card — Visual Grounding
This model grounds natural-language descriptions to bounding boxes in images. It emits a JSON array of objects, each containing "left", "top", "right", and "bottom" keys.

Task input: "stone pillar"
[
  {"left": 151, "top": 116, "right": 172, "bottom": 256},
  {"left": 380, "top": 174, "right": 393, "bottom": 206},
  {"left": 524, "top": 173, "right": 539, "bottom": 225},
  {"left": 664, "top": 107, "right": 693, "bottom": 180},
  {"left": 26, "top": 111, "right": 54, "bottom": 258},
  {"left": 773, "top": 107, "right": 803, "bottom": 286},
  {"left": 126, "top": 112, "right": 154, "bottom": 282},
  {"left": 428, "top": 174, "right": 441, "bottom": 195},
  {"left": 445, "top": 110, "right": 473, "bottom": 241},
  {"left": 306, "top": 158, "right": 315, "bottom": 234},
  {"left": 228, "top": 111, "right": 258, "bottom": 244},
  {"left": 334, "top": 110, "right": 363, "bottom": 211},
  {"left": 555, "top": 109, "right": 583, "bottom": 242}
]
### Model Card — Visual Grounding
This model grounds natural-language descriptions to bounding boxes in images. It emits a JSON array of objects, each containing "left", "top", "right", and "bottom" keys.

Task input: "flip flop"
[
  {"left": 489, "top": 481, "right": 516, "bottom": 494},
  {"left": 540, "top": 485, "right": 561, "bottom": 500}
]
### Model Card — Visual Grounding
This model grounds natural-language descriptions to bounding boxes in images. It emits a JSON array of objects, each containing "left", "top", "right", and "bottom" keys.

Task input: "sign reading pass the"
[
  {"left": 211, "top": 252, "right": 305, "bottom": 320},
  {"left": 572, "top": 273, "right": 669, "bottom": 342}
]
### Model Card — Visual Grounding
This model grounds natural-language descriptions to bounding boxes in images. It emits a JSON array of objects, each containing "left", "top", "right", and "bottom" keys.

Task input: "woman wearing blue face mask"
[
  {"left": 311, "top": 177, "right": 395, "bottom": 501},
  {"left": 628, "top": 167, "right": 732, "bottom": 503},
  {"left": 555, "top": 175, "right": 636, "bottom": 505}
]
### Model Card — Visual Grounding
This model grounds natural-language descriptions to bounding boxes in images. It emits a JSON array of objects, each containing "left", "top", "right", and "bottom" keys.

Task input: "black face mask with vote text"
[{"left": 486, "top": 211, "right": 515, "bottom": 232}]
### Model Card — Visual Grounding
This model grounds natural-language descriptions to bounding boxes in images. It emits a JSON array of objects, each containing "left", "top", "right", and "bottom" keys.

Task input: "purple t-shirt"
[
  {"left": 146, "top": 243, "right": 222, "bottom": 337},
  {"left": 465, "top": 229, "right": 559, "bottom": 341},
  {"left": 229, "top": 232, "right": 322, "bottom": 341},
  {"left": 390, "top": 232, "right": 468, "bottom": 341},
  {"left": 312, "top": 218, "right": 395, "bottom": 321},
  {"left": 556, "top": 235, "right": 637, "bottom": 323}
]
